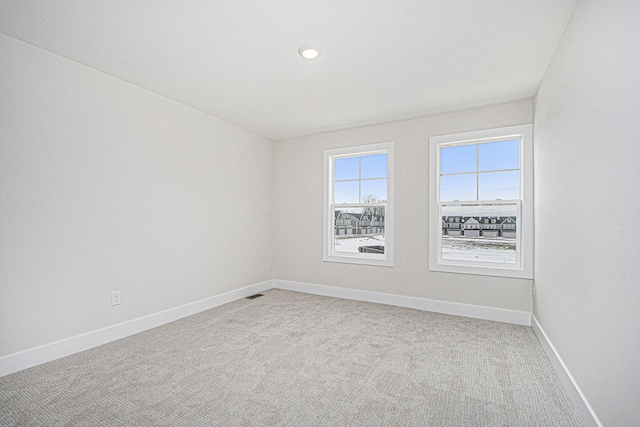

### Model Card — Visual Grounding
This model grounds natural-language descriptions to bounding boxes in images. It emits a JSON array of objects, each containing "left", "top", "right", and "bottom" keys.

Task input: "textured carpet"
[{"left": 0, "top": 289, "right": 581, "bottom": 426}]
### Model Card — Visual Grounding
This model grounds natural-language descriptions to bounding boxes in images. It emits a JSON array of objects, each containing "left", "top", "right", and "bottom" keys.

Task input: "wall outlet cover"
[{"left": 111, "top": 291, "right": 121, "bottom": 306}]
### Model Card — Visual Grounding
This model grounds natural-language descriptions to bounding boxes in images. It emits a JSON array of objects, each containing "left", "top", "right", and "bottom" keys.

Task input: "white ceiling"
[{"left": 0, "top": 1, "right": 577, "bottom": 140}]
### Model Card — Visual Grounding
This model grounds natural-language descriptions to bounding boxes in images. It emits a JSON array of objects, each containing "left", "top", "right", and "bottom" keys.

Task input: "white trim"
[
  {"left": 1, "top": 277, "right": 599, "bottom": 427},
  {"left": 429, "top": 124, "right": 534, "bottom": 279},
  {"left": 323, "top": 142, "right": 394, "bottom": 267},
  {"left": 274, "top": 279, "right": 530, "bottom": 326},
  {"left": 0, "top": 278, "right": 538, "bottom": 379},
  {"left": 531, "top": 315, "right": 603, "bottom": 427},
  {"left": 0, "top": 280, "right": 273, "bottom": 378}
]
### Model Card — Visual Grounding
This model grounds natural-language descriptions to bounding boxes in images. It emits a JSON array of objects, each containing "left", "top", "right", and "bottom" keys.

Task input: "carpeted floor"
[{"left": 0, "top": 289, "right": 581, "bottom": 426}]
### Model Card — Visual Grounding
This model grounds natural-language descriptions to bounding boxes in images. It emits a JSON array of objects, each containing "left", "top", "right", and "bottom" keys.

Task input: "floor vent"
[{"left": 246, "top": 294, "right": 264, "bottom": 300}]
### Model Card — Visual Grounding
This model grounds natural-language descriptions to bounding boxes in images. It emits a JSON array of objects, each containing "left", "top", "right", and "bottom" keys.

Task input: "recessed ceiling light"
[{"left": 298, "top": 45, "right": 321, "bottom": 59}]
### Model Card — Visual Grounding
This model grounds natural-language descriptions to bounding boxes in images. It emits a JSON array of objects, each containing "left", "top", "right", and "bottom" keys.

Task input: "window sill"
[
  {"left": 323, "top": 254, "right": 394, "bottom": 267},
  {"left": 429, "top": 261, "right": 532, "bottom": 279}
]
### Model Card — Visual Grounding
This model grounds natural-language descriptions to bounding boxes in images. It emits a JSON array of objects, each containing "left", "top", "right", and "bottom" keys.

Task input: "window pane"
[
  {"left": 478, "top": 139, "right": 519, "bottom": 171},
  {"left": 334, "top": 206, "right": 385, "bottom": 255},
  {"left": 334, "top": 181, "right": 359, "bottom": 203},
  {"left": 440, "top": 144, "right": 476, "bottom": 174},
  {"left": 441, "top": 203, "right": 517, "bottom": 264},
  {"left": 334, "top": 157, "right": 359, "bottom": 181},
  {"left": 478, "top": 170, "right": 519, "bottom": 200},
  {"left": 361, "top": 154, "right": 387, "bottom": 179},
  {"left": 440, "top": 174, "right": 476, "bottom": 201},
  {"left": 361, "top": 179, "right": 387, "bottom": 203}
]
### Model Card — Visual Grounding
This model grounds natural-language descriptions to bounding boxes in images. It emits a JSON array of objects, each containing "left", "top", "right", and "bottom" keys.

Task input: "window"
[
  {"left": 324, "top": 142, "right": 394, "bottom": 266},
  {"left": 429, "top": 125, "right": 533, "bottom": 278}
]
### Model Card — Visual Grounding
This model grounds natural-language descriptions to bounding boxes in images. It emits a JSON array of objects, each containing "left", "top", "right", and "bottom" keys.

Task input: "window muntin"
[
  {"left": 334, "top": 154, "right": 387, "bottom": 203},
  {"left": 439, "top": 138, "right": 521, "bottom": 202},
  {"left": 429, "top": 125, "right": 533, "bottom": 279},
  {"left": 324, "top": 143, "right": 394, "bottom": 266}
]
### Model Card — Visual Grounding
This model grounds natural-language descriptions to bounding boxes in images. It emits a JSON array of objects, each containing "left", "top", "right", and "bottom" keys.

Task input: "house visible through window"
[
  {"left": 429, "top": 125, "right": 533, "bottom": 278},
  {"left": 324, "top": 142, "right": 394, "bottom": 266}
]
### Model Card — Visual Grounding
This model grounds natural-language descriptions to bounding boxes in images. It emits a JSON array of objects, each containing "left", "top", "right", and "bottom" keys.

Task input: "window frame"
[
  {"left": 429, "top": 124, "right": 533, "bottom": 279},
  {"left": 323, "top": 142, "right": 394, "bottom": 267}
]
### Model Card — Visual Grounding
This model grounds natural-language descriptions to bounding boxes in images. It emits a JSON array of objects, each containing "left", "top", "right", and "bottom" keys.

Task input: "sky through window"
[
  {"left": 439, "top": 139, "right": 520, "bottom": 202},
  {"left": 334, "top": 153, "right": 387, "bottom": 203}
]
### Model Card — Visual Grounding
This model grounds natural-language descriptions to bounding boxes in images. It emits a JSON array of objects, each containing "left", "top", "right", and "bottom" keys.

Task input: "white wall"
[
  {"left": 533, "top": 1, "right": 640, "bottom": 425},
  {"left": 273, "top": 100, "right": 533, "bottom": 313},
  {"left": 0, "top": 34, "right": 274, "bottom": 358}
]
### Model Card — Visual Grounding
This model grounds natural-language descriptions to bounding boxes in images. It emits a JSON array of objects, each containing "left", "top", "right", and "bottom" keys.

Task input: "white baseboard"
[
  {"left": 273, "top": 279, "right": 531, "bottom": 326},
  {"left": 0, "top": 279, "right": 532, "bottom": 378},
  {"left": 0, "top": 280, "right": 272, "bottom": 378},
  {"left": 531, "top": 314, "right": 602, "bottom": 427}
]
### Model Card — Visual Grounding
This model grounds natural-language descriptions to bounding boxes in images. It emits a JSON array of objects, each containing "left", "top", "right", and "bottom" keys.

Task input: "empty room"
[{"left": 1, "top": 1, "right": 638, "bottom": 426}]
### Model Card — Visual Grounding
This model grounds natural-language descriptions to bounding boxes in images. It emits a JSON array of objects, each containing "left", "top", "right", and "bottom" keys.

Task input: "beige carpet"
[{"left": 0, "top": 289, "right": 581, "bottom": 426}]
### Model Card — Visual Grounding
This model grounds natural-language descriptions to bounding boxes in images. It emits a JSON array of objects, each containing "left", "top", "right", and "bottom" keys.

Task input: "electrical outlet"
[
  {"left": 111, "top": 291, "right": 121, "bottom": 306},
  {"left": 267, "top": 260, "right": 272, "bottom": 270}
]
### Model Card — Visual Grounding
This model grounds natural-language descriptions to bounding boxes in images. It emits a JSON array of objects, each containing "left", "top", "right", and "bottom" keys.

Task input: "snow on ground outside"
[
  {"left": 335, "top": 235, "right": 515, "bottom": 264},
  {"left": 442, "top": 238, "right": 516, "bottom": 263},
  {"left": 335, "top": 235, "right": 385, "bottom": 254}
]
